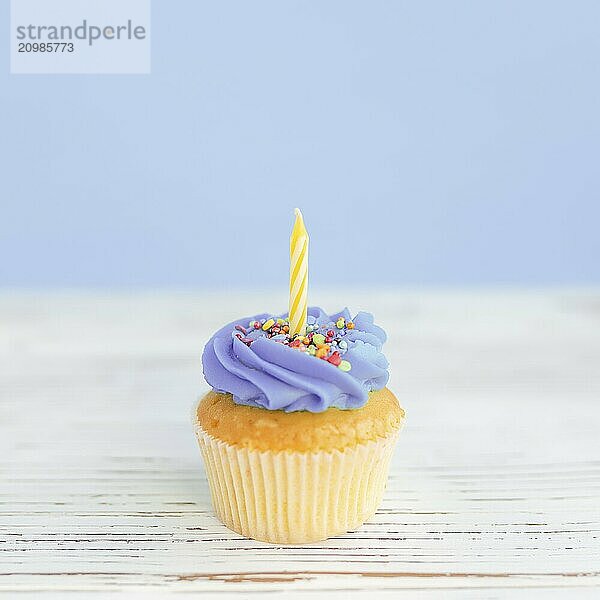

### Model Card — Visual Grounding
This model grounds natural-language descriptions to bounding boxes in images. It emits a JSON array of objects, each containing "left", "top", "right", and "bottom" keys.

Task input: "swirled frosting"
[{"left": 202, "top": 307, "right": 389, "bottom": 412}]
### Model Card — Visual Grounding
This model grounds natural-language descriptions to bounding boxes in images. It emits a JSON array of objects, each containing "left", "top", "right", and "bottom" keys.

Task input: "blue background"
[{"left": 2, "top": 1, "right": 599, "bottom": 287}]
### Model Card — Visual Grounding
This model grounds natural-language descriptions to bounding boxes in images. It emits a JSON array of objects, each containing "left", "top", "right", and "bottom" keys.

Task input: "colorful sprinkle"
[
  {"left": 346, "top": 321, "right": 355, "bottom": 330},
  {"left": 339, "top": 360, "right": 351, "bottom": 371},
  {"left": 328, "top": 351, "right": 342, "bottom": 366},
  {"left": 312, "top": 333, "right": 326, "bottom": 346},
  {"left": 315, "top": 346, "right": 329, "bottom": 359},
  {"left": 262, "top": 318, "right": 275, "bottom": 331},
  {"left": 336, "top": 318, "right": 345, "bottom": 329}
]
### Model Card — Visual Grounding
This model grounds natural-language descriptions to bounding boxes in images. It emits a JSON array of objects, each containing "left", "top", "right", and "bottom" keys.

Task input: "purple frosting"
[{"left": 202, "top": 307, "right": 389, "bottom": 413}]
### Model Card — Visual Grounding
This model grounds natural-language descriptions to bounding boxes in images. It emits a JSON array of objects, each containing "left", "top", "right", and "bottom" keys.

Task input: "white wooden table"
[{"left": 2, "top": 290, "right": 599, "bottom": 598}]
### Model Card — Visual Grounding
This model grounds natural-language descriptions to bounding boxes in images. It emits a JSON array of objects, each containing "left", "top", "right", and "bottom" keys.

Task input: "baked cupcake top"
[
  {"left": 202, "top": 306, "right": 389, "bottom": 413},
  {"left": 197, "top": 388, "right": 403, "bottom": 451}
]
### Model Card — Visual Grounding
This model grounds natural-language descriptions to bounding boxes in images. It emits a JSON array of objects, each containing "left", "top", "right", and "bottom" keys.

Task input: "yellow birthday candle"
[{"left": 289, "top": 208, "right": 309, "bottom": 337}]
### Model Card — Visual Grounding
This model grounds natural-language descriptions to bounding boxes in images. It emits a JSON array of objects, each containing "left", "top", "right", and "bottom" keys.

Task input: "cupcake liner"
[{"left": 193, "top": 408, "right": 400, "bottom": 544}]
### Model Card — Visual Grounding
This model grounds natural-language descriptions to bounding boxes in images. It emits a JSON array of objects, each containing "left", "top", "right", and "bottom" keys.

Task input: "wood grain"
[{"left": 1, "top": 289, "right": 599, "bottom": 597}]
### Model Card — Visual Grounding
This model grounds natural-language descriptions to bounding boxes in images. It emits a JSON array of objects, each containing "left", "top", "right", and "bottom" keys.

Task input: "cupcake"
[{"left": 193, "top": 307, "right": 405, "bottom": 544}]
